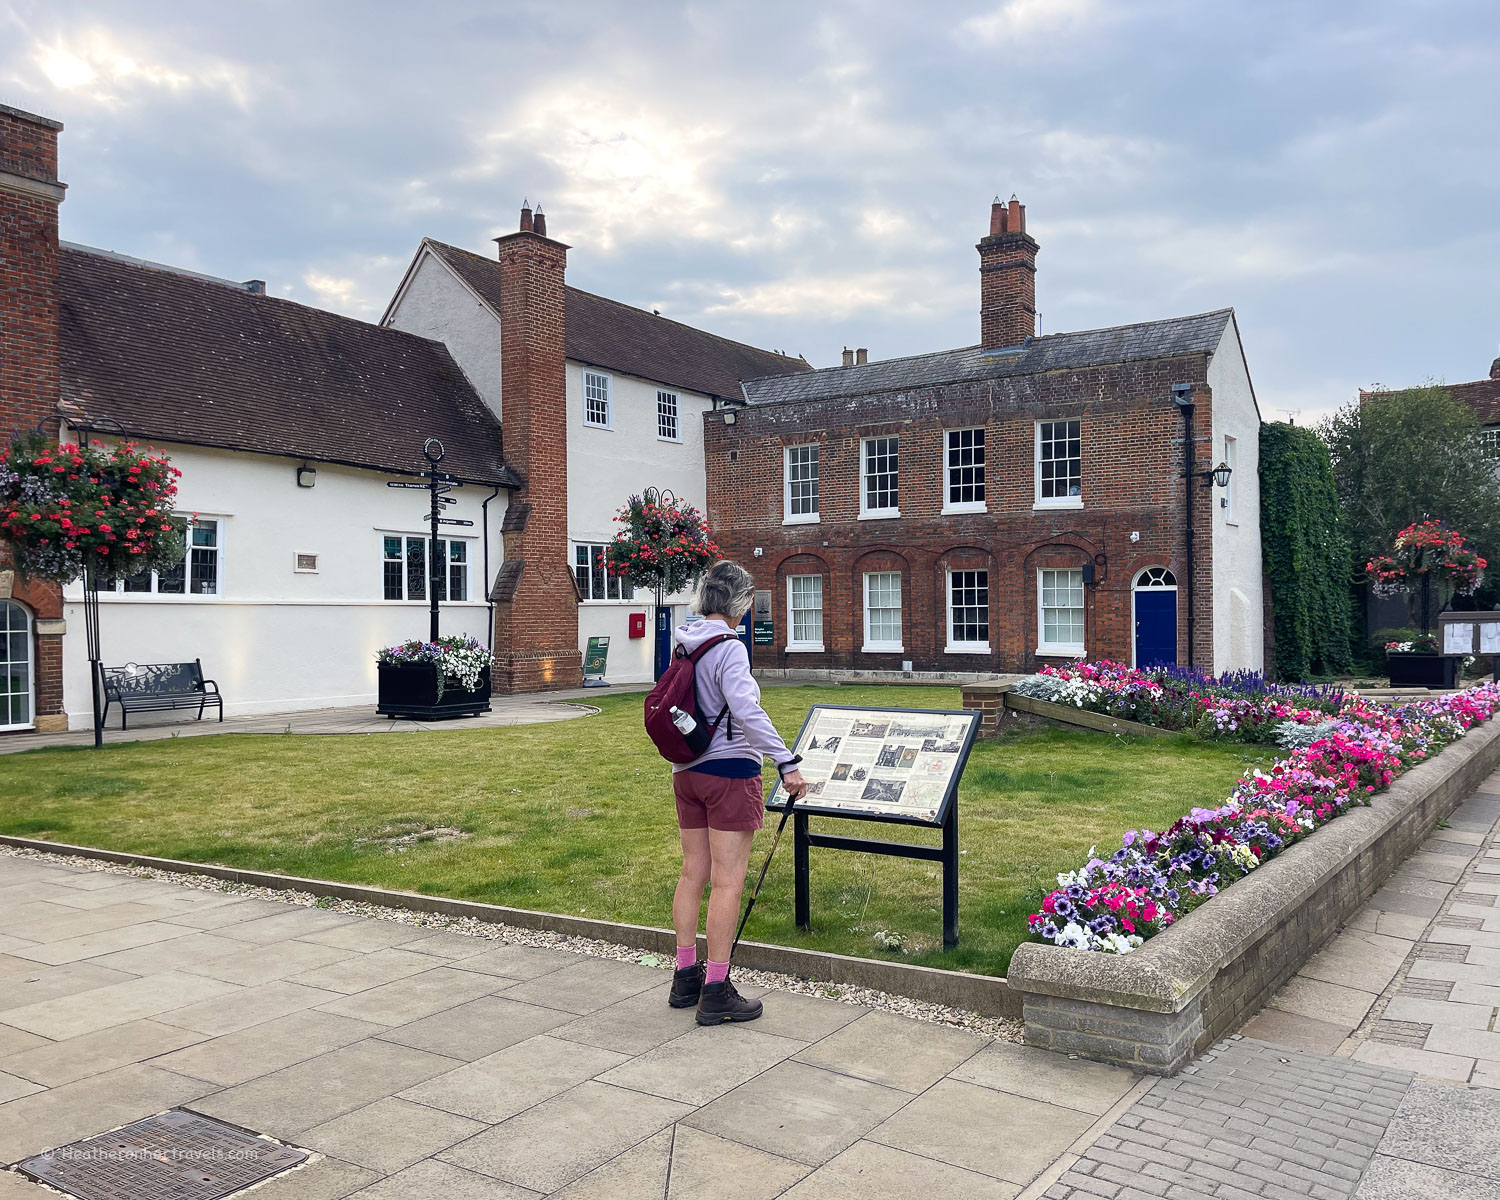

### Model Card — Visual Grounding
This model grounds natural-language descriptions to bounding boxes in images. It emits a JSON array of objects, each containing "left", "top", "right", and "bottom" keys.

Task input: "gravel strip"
[{"left": 0, "top": 843, "right": 1023, "bottom": 1042}]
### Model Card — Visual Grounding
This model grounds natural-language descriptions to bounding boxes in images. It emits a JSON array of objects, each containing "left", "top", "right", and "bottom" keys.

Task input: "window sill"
[
  {"left": 858, "top": 510, "right": 901, "bottom": 521},
  {"left": 657, "top": 436, "right": 682, "bottom": 444},
  {"left": 1036, "top": 645, "right": 1086, "bottom": 658},
  {"left": 782, "top": 514, "right": 821, "bottom": 526},
  {"left": 785, "top": 644, "right": 826, "bottom": 654},
  {"left": 579, "top": 599, "right": 642, "bottom": 606},
  {"left": 862, "top": 644, "right": 905, "bottom": 655},
  {"left": 1033, "top": 499, "right": 1083, "bottom": 511},
  {"left": 583, "top": 422, "right": 613, "bottom": 432},
  {"left": 945, "top": 644, "right": 990, "bottom": 654},
  {"left": 941, "top": 503, "right": 987, "bottom": 516}
]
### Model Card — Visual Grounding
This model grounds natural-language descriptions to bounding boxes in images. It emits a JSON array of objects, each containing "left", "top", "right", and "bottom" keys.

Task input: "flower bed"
[
  {"left": 1026, "top": 680, "right": 1500, "bottom": 955},
  {"left": 1012, "top": 660, "right": 1346, "bottom": 745}
]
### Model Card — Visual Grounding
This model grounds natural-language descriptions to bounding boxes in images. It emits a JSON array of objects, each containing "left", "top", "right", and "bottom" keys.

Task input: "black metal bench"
[{"left": 101, "top": 660, "right": 223, "bottom": 730}]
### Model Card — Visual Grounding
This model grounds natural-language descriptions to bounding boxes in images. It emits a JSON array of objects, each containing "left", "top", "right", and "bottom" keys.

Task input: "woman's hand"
[{"left": 780, "top": 769, "right": 808, "bottom": 800}]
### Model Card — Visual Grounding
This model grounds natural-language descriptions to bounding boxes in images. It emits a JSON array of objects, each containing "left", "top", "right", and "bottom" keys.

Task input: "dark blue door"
[
  {"left": 738, "top": 609, "right": 753, "bottom": 667},
  {"left": 1135, "top": 589, "right": 1178, "bottom": 666}
]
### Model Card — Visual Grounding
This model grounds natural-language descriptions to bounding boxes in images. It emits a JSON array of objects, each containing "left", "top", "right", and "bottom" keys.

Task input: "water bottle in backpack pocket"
[{"left": 643, "top": 634, "right": 737, "bottom": 763}]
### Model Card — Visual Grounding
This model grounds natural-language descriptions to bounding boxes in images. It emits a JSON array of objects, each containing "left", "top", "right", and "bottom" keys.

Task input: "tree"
[
  {"left": 1259, "top": 423, "right": 1353, "bottom": 680},
  {"left": 1320, "top": 385, "right": 1500, "bottom": 568}
]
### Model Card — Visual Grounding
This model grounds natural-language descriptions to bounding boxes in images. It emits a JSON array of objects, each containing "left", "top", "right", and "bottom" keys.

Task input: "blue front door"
[{"left": 1135, "top": 589, "right": 1178, "bottom": 667}]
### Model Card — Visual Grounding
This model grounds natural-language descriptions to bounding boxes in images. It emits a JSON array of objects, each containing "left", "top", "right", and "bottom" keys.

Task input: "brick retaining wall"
[{"left": 1006, "top": 713, "right": 1500, "bottom": 1074}]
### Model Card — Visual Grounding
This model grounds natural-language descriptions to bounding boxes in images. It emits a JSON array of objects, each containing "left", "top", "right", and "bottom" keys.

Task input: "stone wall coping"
[{"left": 1007, "top": 713, "right": 1500, "bottom": 1014}]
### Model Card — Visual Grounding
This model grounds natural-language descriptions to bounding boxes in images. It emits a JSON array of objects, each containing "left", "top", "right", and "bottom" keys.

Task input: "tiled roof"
[
  {"left": 421, "top": 239, "right": 811, "bottom": 400},
  {"left": 59, "top": 245, "right": 519, "bottom": 486},
  {"left": 740, "top": 309, "right": 1237, "bottom": 406}
]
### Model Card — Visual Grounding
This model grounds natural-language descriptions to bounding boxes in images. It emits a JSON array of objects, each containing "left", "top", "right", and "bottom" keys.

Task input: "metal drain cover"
[{"left": 17, "top": 1110, "right": 307, "bottom": 1200}]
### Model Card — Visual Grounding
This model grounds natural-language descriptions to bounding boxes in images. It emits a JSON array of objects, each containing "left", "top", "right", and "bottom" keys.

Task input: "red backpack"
[{"left": 644, "top": 634, "right": 739, "bottom": 763}]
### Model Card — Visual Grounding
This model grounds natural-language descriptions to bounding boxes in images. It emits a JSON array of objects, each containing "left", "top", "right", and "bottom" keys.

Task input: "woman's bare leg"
[
  {"left": 673, "top": 826, "right": 712, "bottom": 950},
  {"left": 705, "top": 828, "right": 756, "bottom": 963}
]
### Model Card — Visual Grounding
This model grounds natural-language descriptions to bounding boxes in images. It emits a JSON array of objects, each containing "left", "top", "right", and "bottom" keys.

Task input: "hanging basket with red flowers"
[
  {"left": 1366, "top": 520, "right": 1487, "bottom": 599},
  {"left": 603, "top": 493, "right": 721, "bottom": 598},
  {"left": 0, "top": 434, "right": 188, "bottom": 585}
]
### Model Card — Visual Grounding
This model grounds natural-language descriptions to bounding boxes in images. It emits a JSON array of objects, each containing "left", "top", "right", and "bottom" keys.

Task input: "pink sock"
[
  {"left": 705, "top": 960, "right": 729, "bottom": 984},
  {"left": 676, "top": 945, "right": 698, "bottom": 971}
]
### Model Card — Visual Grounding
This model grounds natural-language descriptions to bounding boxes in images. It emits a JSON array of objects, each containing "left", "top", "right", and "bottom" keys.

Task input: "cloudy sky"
[{"left": 3, "top": 0, "right": 1496, "bottom": 423}]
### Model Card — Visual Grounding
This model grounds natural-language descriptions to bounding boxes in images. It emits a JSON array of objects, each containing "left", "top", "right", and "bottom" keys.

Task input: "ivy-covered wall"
[{"left": 1259, "top": 423, "right": 1354, "bottom": 680}]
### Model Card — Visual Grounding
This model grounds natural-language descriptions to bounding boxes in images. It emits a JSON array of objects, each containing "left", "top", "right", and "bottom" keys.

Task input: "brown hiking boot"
[
  {"left": 668, "top": 962, "right": 704, "bottom": 1009},
  {"left": 696, "top": 976, "right": 763, "bottom": 1025}
]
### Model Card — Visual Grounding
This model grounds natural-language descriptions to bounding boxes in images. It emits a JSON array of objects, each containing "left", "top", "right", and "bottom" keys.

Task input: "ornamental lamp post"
[
  {"left": 1171, "top": 384, "right": 1232, "bottom": 669},
  {"left": 642, "top": 486, "right": 677, "bottom": 680},
  {"left": 69, "top": 414, "right": 127, "bottom": 750}
]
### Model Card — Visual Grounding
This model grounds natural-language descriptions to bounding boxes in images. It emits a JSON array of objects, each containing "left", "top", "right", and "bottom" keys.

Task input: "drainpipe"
[
  {"left": 1172, "top": 384, "right": 1197, "bottom": 669},
  {"left": 481, "top": 484, "right": 501, "bottom": 647}
]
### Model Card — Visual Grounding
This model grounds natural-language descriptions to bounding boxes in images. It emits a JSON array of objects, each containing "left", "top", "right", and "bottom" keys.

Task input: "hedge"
[{"left": 1259, "top": 423, "right": 1354, "bottom": 680}]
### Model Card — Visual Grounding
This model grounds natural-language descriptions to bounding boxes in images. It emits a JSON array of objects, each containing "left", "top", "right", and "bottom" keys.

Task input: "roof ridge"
[
  {"left": 423, "top": 237, "right": 804, "bottom": 367},
  {"left": 64, "top": 242, "right": 457, "bottom": 355}
]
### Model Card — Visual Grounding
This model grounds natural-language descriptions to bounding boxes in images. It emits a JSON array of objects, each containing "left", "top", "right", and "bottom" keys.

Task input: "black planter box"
[
  {"left": 377, "top": 662, "right": 492, "bottom": 719},
  {"left": 1387, "top": 653, "right": 1462, "bottom": 690}
]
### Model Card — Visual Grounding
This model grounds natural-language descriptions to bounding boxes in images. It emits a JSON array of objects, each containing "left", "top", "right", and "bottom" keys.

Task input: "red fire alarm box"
[{"left": 628, "top": 612, "right": 647, "bottom": 639}]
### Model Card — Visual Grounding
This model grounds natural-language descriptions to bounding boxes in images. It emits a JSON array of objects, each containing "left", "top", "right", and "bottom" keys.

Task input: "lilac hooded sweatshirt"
[{"left": 671, "top": 618, "right": 796, "bottom": 774}]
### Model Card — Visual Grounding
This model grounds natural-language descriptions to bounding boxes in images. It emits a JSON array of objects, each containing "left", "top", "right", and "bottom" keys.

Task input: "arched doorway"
[
  {"left": 1133, "top": 567, "right": 1178, "bottom": 667},
  {"left": 1, "top": 601, "right": 34, "bottom": 730}
]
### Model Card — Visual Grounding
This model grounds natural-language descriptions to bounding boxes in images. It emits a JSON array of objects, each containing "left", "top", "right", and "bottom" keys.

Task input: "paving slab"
[
  {"left": 0, "top": 1018, "right": 205, "bottom": 1087},
  {"left": 1237, "top": 1005, "right": 1354, "bottom": 1054},
  {"left": 214, "top": 907, "right": 362, "bottom": 944},
  {"left": 1426, "top": 1025, "right": 1500, "bottom": 1062},
  {"left": 0, "top": 1070, "right": 42, "bottom": 1103},
  {"left": 497, "top": 958, "right": 665, "bottom": 1014},
  {"left": 0, "top": 969, "right": 239, "bottom": 1040},
  {"left": 447, "top": 942, "right": 584, "bottom": 981},
  {"left": 6, "top": 920, "right": 191, "bottom": 966},
  {"left": 0, "top": 1062, "right": 217, "bottom": 1164},
  {"left": 549, "top": 987, "right": 703, "bottom": 1056},
  {"left": 187, "top": 1037, "right": 462, "bottom": 1137},
  {"left": 1300, "top": 929, "right": 1417, "bottom": 994},
  {"left": 0, "top": 1025, "right": 47, "bottom": 1058},
  {"left": 949, "top": 1040, "right": 1139, "bottom": 1115},
  {"left": 399, "top": 1033, "right": 627, "bottom": 1123},
  {"left": 344, "top": 1158, "right": 542, "bottom": 1199},
  {"left": 1265, "top": 974, "right": 1380, "bottom": 1027},
  {"left": 375, "top": 994, "right": 574, "bottom": 1060},
  {"left": 0, "top": 962, "right": 138, "bottom": 1014},
  {"left": 314, "top": 965, "right": 500, "bottom": 1025},
  {"left": 152, "top": 1008, "right": 384, "bottom": 1086},
  {"left": 683, "top": 1059, "right": 910, "bottom": 1166},
  {"left": 0, "top": 1169, "right": 54, "bottom": 1197},
  {"left": 159, "top": 978, "right": 345, "bottom": 1036},
  {"left": 1374, "top": 1079, "right": 1500, "bottom": 1179},
  {"left": 791, "top": 1009, "right": 988, "bottom": 1093},
  {"left": 437, "top": 1080, "right": 692, "bottom": 1194},
  {"left": 1356, "top": 1154, "right": 1500, "bottom": 1200},
  {"left": 290, "top": 946, "right": 454, "bottom": 994},
  {"left": 1352, "top": 1039, "right": 1477, "bottom": 1081},
  {"left": 301, "top": 1095, "right": 487, "bottom": 1174},
  {"left": 7, "top": 902, "right": 172, "bottom": 944},
  {"left": 782, "top": 1138, "right": 1021, "bottom": 1200},
  {"left": 209, "top": 1154, "right": 380, "bottom": 1200},
  {"left": 158, "top": 897, "right": 292, "bottom": 930},
  {"left": 391, "top": 930, "right": 498, "bottom": 960},
  {"left": 869, "top": 1077, "right": 1093, "bottom": 1185},
  {"left": 296, "top": 920, "right": 449, "bottom": 953},
  {"left": 597, "top": 1023, "right": 806, "bottom": 1105},
  {"left": 82, "top": 931, "right": 247, "bottom": 976},
  {"left": 177, "top": 936, "right": 358, "bottom": 985}
]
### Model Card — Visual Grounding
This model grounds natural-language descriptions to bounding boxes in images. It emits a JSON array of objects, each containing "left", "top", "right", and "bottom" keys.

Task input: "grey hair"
[{"left": 695, "top": 560, "right": 757, "bottom": 622}]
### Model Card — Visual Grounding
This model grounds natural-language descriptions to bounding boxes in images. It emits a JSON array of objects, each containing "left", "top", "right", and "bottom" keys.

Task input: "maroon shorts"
[{"left": 673, "top": 771, "right": 765, "bottom": 832}]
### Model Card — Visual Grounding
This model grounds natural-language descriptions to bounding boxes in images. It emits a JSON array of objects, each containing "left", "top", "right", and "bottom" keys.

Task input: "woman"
[{"left": 669, "top": 560, "right": 807, "bottom": 1024}]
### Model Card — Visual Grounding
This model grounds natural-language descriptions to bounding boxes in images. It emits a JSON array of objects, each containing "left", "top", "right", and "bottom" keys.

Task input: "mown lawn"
[{"left": 0, "top": 686, "right": 1269, "bottom": 976}]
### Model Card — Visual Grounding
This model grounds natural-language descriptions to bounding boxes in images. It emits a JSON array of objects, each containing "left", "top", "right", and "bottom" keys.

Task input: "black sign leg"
[
  {"left": 794, "top": 812, "right": 811, "bottom": 931},
  {"left": 942, "top": 801, "right": 959, "bottom": 950}
]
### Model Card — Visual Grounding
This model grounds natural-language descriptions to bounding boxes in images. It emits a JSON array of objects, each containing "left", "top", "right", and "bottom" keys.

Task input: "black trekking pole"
[{"left": 731, "top": 789, "right": 799, "bottom": 958}]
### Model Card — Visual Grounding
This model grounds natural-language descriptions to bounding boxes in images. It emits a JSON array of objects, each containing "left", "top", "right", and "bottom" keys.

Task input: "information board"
[
  {"left": 767, "top": 705, "right": 980, "bottom": 827},
  {"left": 582, "top": 636, "right": 610, "bottom": 680},
  {"left": 752, "top": 589, "right": 774, "bottom": 646}
]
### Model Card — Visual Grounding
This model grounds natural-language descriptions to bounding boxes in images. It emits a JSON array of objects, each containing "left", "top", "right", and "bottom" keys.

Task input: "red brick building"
[{"left": 705, "top": 201, "right": 1265, "bottom": 676}]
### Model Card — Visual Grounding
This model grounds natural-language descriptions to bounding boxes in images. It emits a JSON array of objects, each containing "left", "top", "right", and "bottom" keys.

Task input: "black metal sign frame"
[{"left": 766, "top": 704, "right": 981, "bottom": 950}]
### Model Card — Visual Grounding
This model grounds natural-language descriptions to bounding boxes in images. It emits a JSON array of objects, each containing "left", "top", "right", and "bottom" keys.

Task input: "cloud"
[
  {"left": 27, "top": 28, "right": 253, "bottom": 109},
  {"left": 697, "top": 267, "right": 967, "bottom": 322},
  {"left": 961, "top": 0, "right": 1102, "bottom": 43}
]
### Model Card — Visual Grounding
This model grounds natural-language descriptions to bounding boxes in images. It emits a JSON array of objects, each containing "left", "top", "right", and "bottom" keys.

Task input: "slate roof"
[
  {"left": 420, "top": 240, "right": 811, "bottom": 401},
  {"left": 740, "top": 309, "right": 1237, "bottom": 406},
  {"left": 59, "top": 244, "right": 519, "bottom": 486}
]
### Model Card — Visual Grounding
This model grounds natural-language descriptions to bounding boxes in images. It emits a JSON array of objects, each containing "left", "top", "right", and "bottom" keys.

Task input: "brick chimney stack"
[
  {"left": 977, "top": 196, "right": 1039, "bottom": 351},
  {"left": 488, "top": 202, "right": 583, "bottom": 692},
  {"left": 0, "top": 102, "right": 69, "bottom": 730}
]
